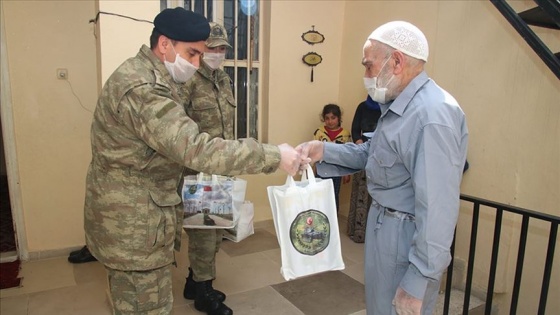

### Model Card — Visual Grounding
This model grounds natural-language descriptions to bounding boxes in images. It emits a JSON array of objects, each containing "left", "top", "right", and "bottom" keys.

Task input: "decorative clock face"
[
  {"left": 302, "top": 52, "right": 323, "bottom": 66},
  {"left": 301, "top": 30, "right": 325, "bottom": 45}
]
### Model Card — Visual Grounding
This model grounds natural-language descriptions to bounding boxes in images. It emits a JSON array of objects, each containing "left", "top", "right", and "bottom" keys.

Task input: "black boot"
[
  {"left": 69, "top": 246, "right": 85, "bottom": 257},
  {"left": 68, "top": 246, "right": 97, "bottom": 264},
  {"left": 194, "top": 280, "right": 233, "bottom": 315},
  {"left": 184, "top": 268, "right": 226, "bottom": 302}
]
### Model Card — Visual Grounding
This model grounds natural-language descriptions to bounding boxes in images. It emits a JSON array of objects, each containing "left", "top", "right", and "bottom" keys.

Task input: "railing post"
[
  {"left": 485, "top": 208, "right": 503, "bottom": 314},
  {"left": 443, "top": 232, "right": 456, "bottom": 315},
  {"left": 510, "top": 215, "right": 530, "bottom": 314},
  {"left": 463, "top": 203, "right": 480, "bottom": 315},
  {"left": 537, "top": 222, "right": 558, "bottom": 315}
]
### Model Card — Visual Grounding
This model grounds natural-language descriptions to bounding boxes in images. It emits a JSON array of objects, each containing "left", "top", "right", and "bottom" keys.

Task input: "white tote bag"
[
  {"left": 267, "top": 165, "right": 345, "bottom": 281},
  {"left": 182, "top": 173, "right": 247, "bottom": 229},
  {"left": 223, "top": 201, "right": 255, "bottom": 242}
]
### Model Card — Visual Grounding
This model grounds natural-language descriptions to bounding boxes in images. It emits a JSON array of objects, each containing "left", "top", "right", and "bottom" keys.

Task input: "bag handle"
[
  {"left": 196, "top": 172, "right": 218, "bottom": 184},
  {"left": 305, "top": 164, "right": 317, "bottom": 184},
  {"left": 300, "top": 164, "right": 317, "bottom": 184},
  {"left": 285, "top": 174, "right": 296, "bottom": 187},
  {"left": 197, "top": 172, "right": 205, "bottom": 183},
  {"left": 288, "top": 164, "right": 317, "bottom": 187},
  {"left": 195, "top": 172, "right": 232, "bottom": 185}
]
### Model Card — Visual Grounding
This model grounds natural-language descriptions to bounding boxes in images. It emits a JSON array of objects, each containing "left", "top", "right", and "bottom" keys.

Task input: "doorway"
[
  {"left": 1, "top": 6, "right": 21, "bottom": 261},
  {"left": 0, "top": 117, "right": 17, "bottom": 257}
]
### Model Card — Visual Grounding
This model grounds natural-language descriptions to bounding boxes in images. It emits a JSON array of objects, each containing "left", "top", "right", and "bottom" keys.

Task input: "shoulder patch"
[{"left": 156, "top": 102, "right": 176, "bottom": 119}]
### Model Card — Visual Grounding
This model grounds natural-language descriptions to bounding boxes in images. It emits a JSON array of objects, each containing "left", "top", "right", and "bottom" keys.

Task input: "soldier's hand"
[
  {"left": 393, "top": 286, "right": 422, "bottom": 315},
  {"left": 278, "top": 143, "right": 300, "bottom": 176},
  {"left": 295, "top": 140, "right": 324, "bottom": 171}
]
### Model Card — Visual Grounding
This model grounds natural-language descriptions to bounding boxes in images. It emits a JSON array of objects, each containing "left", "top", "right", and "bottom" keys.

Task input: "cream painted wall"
[
  {"left": 340, "top": 1, "right": 559, "bottom": 314},
  {"left": 258, "top": 0, "right": 349, "bottom": 220},
  {"left": 2, "top": 0, "right": 98, "bottom": 255},
  {"left": 3, "top": 0, "right": 558, "bottom": 311},
  {"left": 97, "top": 0, "right": 159, "bottom": 84}
]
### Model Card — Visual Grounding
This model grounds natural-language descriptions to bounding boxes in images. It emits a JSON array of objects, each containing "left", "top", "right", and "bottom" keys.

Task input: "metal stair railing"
[
  {"left": 441, "top": 194, "right": 560, "bottom": 315},
  {"left": 490, "top": 0, "right": 560, "bottom": 80},
  {"left": 535, "top": 0, "right": 560, "bottom": 27}
]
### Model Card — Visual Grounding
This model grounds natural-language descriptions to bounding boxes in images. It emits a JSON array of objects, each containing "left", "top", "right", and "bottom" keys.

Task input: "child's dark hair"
[{"left": 320, "top": 104, "right": 343, "bottom": 125}]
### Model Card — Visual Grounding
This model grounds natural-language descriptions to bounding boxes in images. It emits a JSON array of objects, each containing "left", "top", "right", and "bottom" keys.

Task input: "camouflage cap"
[{"left": 206, "top": 22, "right": 232, "bottom": 48}]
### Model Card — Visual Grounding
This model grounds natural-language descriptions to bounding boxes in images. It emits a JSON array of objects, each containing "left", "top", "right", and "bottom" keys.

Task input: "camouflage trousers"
[
  {"left": 185, "top": 228, "right": 223, "bottom": 281},
  {"left": 106, "top": 265, "right": 173, "bottom": 315}
]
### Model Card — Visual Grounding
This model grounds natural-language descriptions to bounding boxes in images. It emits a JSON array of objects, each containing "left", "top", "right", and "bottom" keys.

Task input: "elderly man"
[
  {"left": 84, "top": 8, "right": 299, "bottom": 314},
  {"left": 297, "top": 21, "right": 468, "bottom": 315}
]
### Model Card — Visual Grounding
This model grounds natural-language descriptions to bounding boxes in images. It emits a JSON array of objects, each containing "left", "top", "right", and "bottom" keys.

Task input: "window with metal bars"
[{"left": 162, "top": 0, "right": 261, "bottom": 140}]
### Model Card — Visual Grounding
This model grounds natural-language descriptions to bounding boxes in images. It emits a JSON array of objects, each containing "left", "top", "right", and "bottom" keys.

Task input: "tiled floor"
[{"left": 0, "top": 218, "right": 368, "bottom": 315}]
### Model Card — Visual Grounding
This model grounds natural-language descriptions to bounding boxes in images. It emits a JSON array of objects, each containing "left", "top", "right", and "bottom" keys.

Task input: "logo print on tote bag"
[
  {"left": 290, "top": 210, "right": 330, "bottom": 255},
  {"left": 183, "top": 182, "right": 234, "bottom": 226}
]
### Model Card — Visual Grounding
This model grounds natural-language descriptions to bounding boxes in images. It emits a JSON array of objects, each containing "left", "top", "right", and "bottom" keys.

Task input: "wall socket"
[{"left": 56, "top": 68, "right": 68, "bottom": 80}]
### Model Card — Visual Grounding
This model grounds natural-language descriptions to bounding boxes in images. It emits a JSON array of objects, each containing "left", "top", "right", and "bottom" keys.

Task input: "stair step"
[
  {"left": 518, "top": 6, "right": 560, "bottom": 30},
  {"left": 434, "top": 288, "right": 485, "bottom": 315}
]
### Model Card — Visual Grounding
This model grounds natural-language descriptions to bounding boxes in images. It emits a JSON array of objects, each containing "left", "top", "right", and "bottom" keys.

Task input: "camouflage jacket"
[
  {"left": 181, "top": 61, "right": 235, "bottom": 175},
  {"left": 84, "top": 45, "right": 280, "bottom": 271}
]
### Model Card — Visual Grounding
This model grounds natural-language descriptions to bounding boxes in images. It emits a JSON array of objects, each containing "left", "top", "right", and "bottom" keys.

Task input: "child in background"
[{"left": 313, "top": 104, "right": 352, "bottom": 212}]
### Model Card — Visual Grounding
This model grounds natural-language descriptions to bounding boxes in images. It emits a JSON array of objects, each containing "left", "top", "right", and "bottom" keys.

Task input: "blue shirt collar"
[{"left": 380, "top": 71, "right": 430, "bottom": 117}]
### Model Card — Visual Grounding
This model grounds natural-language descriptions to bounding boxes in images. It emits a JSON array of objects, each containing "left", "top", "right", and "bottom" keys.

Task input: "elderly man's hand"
[
  {"left": 393, "top": 286, "right": 422, "bottom": 315},
  {"left": 277, "top": 143, "right": 300, "bottom": 176},
  {"left": 295, "top": 140, "right": 324, "bottom": 171}
]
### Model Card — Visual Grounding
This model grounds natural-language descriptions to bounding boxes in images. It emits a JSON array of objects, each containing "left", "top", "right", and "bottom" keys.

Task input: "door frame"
[{"left": 1, "top": 2, "right": 28, "bottom": 261}]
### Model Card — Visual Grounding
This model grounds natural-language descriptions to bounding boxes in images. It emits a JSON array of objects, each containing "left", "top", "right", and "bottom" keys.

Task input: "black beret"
[{"left": 153, "top": 7, "right": 210, "bottom": 42}]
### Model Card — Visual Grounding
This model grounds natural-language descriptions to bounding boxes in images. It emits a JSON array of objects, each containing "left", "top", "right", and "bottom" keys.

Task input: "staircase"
[
  {"left": 435, "top": 289, "right": 485, "bottom": 315},
  {"left": 490, "top": 0, "right": 560, "bottom": 80}
]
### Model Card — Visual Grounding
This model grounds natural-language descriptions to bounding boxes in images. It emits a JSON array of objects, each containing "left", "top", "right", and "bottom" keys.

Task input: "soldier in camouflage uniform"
[
  {"left": 180, "top": 22, "right": 237, "bottom": 315},
  {"left": 83, "top": 8, "right": 300, "bottom": 315}
]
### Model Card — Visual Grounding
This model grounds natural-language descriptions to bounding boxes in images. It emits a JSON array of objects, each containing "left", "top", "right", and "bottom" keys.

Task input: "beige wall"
[
  {"left": 2, "top": 0, "right": 558, "bottom": 313},
  {"left": 254, "top": 0, "right": 349, "bottom": 220},
  {"left": 2, "top": 0, "right": 98, "bottom": 258},
  {"left": 97, "top": 0, "right": 159, "bottom": 84},
  {"left": 340, "top": 1, "right": 559, "bottom": 314}
]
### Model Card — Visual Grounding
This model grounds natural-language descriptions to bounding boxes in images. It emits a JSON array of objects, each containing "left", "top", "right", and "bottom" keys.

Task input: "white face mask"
[
  {"left": 164, "top": 44, "right": 198, "bottom": 83},
  {"left": 363, "top": 57, "right": 394, "bottom": 104},
  {"left": 203, "top": 52, "right": 226, "bottom": 70}
]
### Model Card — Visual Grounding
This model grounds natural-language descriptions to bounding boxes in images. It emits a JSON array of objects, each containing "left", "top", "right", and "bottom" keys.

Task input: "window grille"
[{"left": 162, "top": 0, "right": 261, "bottom": 140}]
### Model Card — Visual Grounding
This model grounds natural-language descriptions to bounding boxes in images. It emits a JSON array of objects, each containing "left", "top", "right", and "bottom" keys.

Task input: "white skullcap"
[{"left": 368, "top": 21, "right": 429, "bottom": 62}]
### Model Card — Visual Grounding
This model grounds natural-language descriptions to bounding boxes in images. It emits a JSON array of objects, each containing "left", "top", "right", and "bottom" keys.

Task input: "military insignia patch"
[
  {"left": 211, "top": 25, "right": 225, "bottom": 37},
  {"left": 289, "top": 209, "right": 330, "bottom": 256},
  {"left": 188, "top": 185, "right": 197, "bottom": 194}
]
